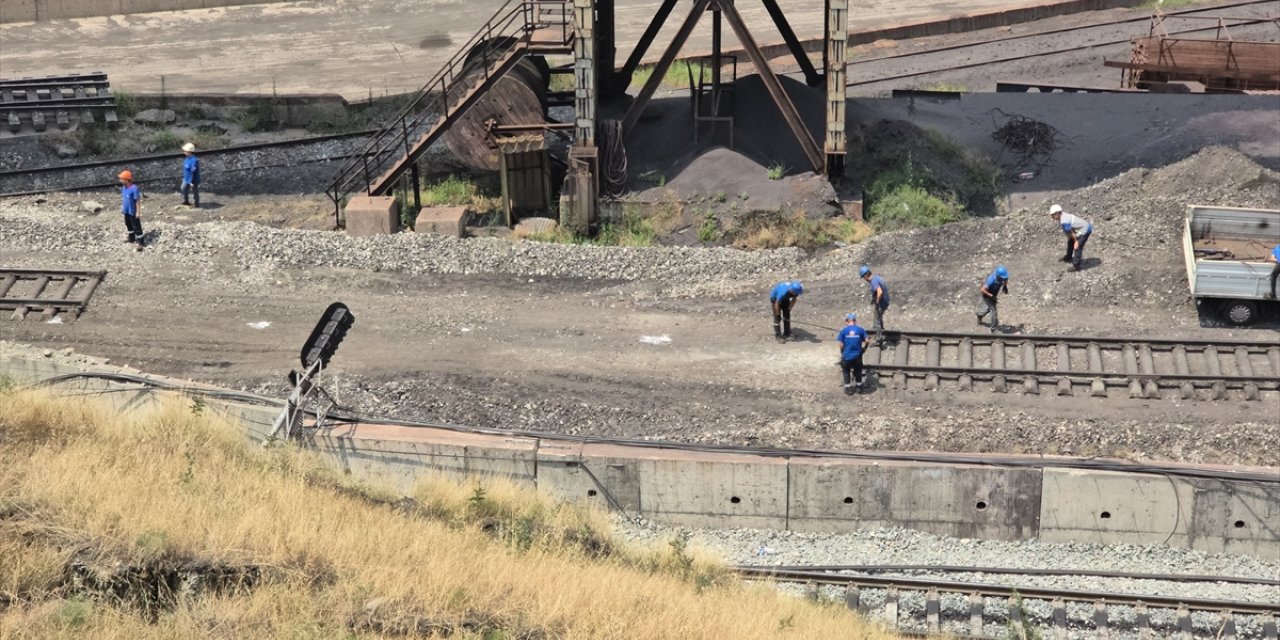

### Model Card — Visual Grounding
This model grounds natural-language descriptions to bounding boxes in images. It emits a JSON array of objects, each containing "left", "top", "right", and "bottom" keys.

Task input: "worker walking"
[
  {"left": 975, "top": 266, "right": 1009, "bottom": 331},
  {"left": 119, "top": 170, "right": 143, "bottom": 251},
  {"left": 1267, "top": 244, "right": 1280, "bottom": 300},
  {"left": 837, "top": 312, "right": 870, "bottom": 395},
  {"left": 1049, "top": 204, "right": 1092, "bottom": 271},
  {"left": 859, "top": 265, "right": 890, "bottom": 345},
  {"left": 769, "top": 280, "right": 803, "bottom": 340},
  {"left": 180, "top": 142, "right": 200, "bottom": 207}
]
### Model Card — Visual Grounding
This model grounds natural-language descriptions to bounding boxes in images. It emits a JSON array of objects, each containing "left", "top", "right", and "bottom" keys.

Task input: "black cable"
[{"left": 600, "top": 119, "right": 628, "bottom": 199}]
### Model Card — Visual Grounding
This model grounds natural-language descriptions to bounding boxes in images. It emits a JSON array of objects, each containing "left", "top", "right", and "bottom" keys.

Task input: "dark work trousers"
[
  {"left": 772, "top": 300, "right": 793, "bottom": 337},
  {"left": 976, "top": 294, "right": 999, "bottom": 329},
  {"left": 123, "top": 213, "right": 144, "bottom": 244},
  {"left": 841, "top": 356, "right": 865, "bottom": 386},
  {"left": 872, "top": 303, "right": 887, "bottom": 340},
  {"left": 1070, "top": 231, "right": 1091, "bottom": 269},
  {"left": 1270, "top": 263, "right": 1280, "bottom": 297},
  {"left": 182, "top": 181, "right": 200, "bottom": 206}
]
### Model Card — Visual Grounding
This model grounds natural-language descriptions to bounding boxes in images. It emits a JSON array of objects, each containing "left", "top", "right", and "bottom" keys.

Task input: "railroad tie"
[
  {"left": 883, "top": 587, "right": 899, "bottom": 628},
  {"left": 1267, "top": 347, "right": 1280, "bottom": 382},
  {"left": 1235, "top": 347, "right": 1259, "bottom": 401},
  {"left": 1056, "top": 342, "right": 1072, "bottom": 396},
  {"left": 1022, "top": 341, "right": 1038, "bottom": 394},
  {"left": 1219, "top": 610, "right": 1237, "bottom": 639},
  {"left": 1088, "top": 342, "right": 1106, "bottom": 397},
  {"left": 31, "top": 111, "right": 46, "bottom": 132},
  {"left": 56, "top": 112, "right": 70, "bottom": 129},
  {"left": 958, "top": 338, "right": 973, "bottom": 391},
  {"left": 1094, "top": 600, "right": 1111, "bottom": 639},
  {"left": 1139, "top": 345, "right": 1159, "bottom": 398},
  {"left": 843, "top": 585, "right": 860, "bottom": 611},
  {"left": 893, "top": 341, "right": 909, "bottom": 390},
  {"left": 1173, "top": 345, "right": 1195, "bottom": 399},
  {"left": 1136, "top": 603, "right": 1153, "bottom": 640},
  {"left": 924, "top": 338, "right": 940, "bottom": 391},
  {"left": 6, "top": 113, "right": 19, "bottom": 133},
  {"left": 69, "top": 274, "right": 104, "bottom": 320},
  {"left": 925, "top": 588, "right": 940, "bottom": 633},
  {"left": 968, "top": 593, "right": 983, "bottom": 635},
  {"left": 1051, "top": 598, "right": 1068, "bottom": 639},
  {"left": 11, "top": 275, "right": 49, "bottom": 320},
  {"left": 0, "top": 274, "right": 17, "bottom": 298},
  {"left": 41, "top": 275, "right": 77, "bottom": 321},
  {"left": 1176, "top": 605, "right": 1193, "bottom": 640},
  {"left": 1263, "top": 615, "right": 1278, "bottom": 640},
  {"left": 1204, "top": 346, "right": 1227, "bottom": 401},
  {"left": 991, "top": 339, "right": 1007, "bottom": 393},
  {"left": 1123, "top": 344, "right": 1143, "bottom": 399},
  {"left": 1007, "top": 596, "right": 1025, "bottom": 636}
]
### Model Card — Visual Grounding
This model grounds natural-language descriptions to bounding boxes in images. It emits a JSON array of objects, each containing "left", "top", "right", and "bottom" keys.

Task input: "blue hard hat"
[
  {"left": 846, "top": 312, "right": 857, "bottom": 322},
  {"left": 995, "top": 265, "right": 1009, "bottom": 279},
  {"left": 790, "top": 281, "right": 803, "bottom": 295},
  {"left": 858, "top": 265, "right": 871, "bottom": 278}
]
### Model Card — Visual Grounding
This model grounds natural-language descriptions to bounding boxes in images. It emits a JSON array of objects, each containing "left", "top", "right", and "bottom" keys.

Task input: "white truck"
[{"left": 1183, "top": 205, "right": 1280, "bottom": 326}]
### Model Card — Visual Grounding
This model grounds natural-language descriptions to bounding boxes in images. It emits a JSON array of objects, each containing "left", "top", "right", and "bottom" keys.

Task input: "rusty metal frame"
[
  {"left": 621, "top": 0, "right": 711, "bottom": 136},
  {"left": 759, "top": 0, "right": 821, "bottom": 87}
]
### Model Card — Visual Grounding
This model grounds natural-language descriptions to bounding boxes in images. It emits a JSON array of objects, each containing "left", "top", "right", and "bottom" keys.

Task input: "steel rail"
[
  {"left": 754, "top": 564, "right": 1280, "bottom": 587},
  {"left": 0, "top": 73, "right": 108, "bottom": 87},
  {"left": 0, "top": 268, "right": 109, "bottom": 277},
  {"left": 846, "top": 17, "right": 1279, "bottom": 88},
  {"left": 0, "top": 129, "right": 375, "bottom": 179},
  {"left": 27, "top": 372, "right": 1280, "bottom": 485},
  {"left": 868, "top": 363, "right": 1278, "bottom": 386},
  {"left": 841, "top": 0, "right": 1275, "bottom": 70},
  {"left": 879, "top": 329, "right": 1279, "bottom": 350},
  {"left": 734, "top": 567, "right": 1280, "bottom": 616}
]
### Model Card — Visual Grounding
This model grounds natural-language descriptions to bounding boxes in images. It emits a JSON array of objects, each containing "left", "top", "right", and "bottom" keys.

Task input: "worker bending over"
[
  {"left": 769, "top": 280, "right": 803, "bottom": 340},
  {"left": 976, "top": 266, "right": 1010, "bottom": 332},
  {"left": 837, "top": 313, "right": 870, "bottom": 395},
  {"left": 1049, "top": 204, "right": 1092, "bottom": 271}
]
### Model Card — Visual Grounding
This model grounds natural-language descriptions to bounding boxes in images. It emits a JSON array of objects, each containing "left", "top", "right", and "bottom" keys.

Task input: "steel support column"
[
  {"left": 716, "top": 0, "right": 823, "bottom": 171},
  {"left": 617, "top": 0, "right": 681, "bottom": 92},
  {"left": 824, "top": 0, "right": 848, "bottom": 178},
  {"left": 759, "top": 0, "right": 822, "bottom": 87},
  {"left": 621, "top": 0, "right": 711, "bottom": 136}
]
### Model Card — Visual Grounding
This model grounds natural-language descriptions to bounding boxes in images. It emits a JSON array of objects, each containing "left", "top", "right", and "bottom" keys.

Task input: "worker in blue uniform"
[
  {"left": 976, "top": 266, "right": 1009, "bottom": 332},
  {"left": 119, "top": 169, "right": 143, "bottom": 251},
  {"left": 837, "top": 312, "right": 870, "bottom": 395},
  {"left": 769, "top": 280, "right": 803, "bottom": 340},
  {"left": 181, "top": 142, "right": 201, "bottom": 207},
  {"left": 859, "top": 265, "right": 890, "bottom": 345}
]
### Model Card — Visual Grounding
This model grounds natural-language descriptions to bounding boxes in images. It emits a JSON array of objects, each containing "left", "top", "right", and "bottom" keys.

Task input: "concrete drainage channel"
[{"left": 4, "top": 352, "right": 1279, "bottom": 638}]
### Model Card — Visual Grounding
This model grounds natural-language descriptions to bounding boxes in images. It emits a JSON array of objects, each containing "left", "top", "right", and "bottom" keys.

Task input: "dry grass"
[
  {"left": 0, "top": 389, "right": 894, "bottom": 639},
  {"left": 733, "top": 211, "right": 873, "bottom": 250}
]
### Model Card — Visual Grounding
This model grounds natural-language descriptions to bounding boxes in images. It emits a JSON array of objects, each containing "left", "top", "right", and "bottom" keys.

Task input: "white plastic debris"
[
  {"left": 46, "top": 316, "right": 63, "bottom": 324},
  {"left": 639, "top": 335, "right": 672, "bottom": 345},
  {"left": 247, "top": 321, "right": 271, "bottom": 329}
]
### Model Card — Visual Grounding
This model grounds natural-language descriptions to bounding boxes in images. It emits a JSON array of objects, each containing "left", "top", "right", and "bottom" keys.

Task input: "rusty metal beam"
[
  {"left": 617, "top": 0, "right": 681, "bottom": 89},
  {"left": 715, "top": 0, "right": 823, "bottom": 171},
  {"left": 621, "top": 0, "right": 710, "bottom": 137},
  {"left": 759, "top": 0, "right": 822, "bottom": 87}
]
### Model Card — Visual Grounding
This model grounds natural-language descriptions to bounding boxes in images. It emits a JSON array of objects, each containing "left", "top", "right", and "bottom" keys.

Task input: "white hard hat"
[
  {"left": 182, "top": 142, "right": 196, "bottom": 152},
  {"left": 1048, "top": 204, "right": 1063, "bottom": 215}
]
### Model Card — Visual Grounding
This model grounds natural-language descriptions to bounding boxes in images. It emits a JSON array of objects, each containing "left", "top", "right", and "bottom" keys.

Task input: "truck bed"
[{"left": 1184, "top": 205, "right": 1280, "bottom": 301}]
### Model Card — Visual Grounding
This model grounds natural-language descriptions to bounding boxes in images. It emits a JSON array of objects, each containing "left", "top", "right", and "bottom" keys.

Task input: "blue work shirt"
[
  {"left": 838, "top": 324, "right": 868, "bottom": 361},
  {"left": 183, "top": 155, "right": 200, "bottom": 184},
  {"left": 1272, "top": 245, "right": 1280, "bottom": 262},
  {"left": 983, "top": 273, "right": 1007, "bottom": 299},
  {"left": 770, "top": 281, "right": 797, "bottom": 303},
  {"left": 121, "top": 184, "right": 140, "bottom": 216},
  {"left": 867, "top": 274, "right": 890, "bottom": 308}
]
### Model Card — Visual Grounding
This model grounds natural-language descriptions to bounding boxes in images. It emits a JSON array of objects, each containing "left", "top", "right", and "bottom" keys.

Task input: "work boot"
[
  {"left": 976, "top": 312, "right": 983, "bottom": 326},
  {"left": 843, "top": 384, "right": 854, "bottom": 396},
  {"left": 1060, "top": 254, "right": 1072, "bottom": 263}
]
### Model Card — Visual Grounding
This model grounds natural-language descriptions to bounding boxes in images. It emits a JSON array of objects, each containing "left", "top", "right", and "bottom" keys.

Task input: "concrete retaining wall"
[
  {"left": 4, "top": 353, "right": 1277, "bottom": 558},
  {"left": 1, "top": 0, "right": 286, "bottom": 24}
]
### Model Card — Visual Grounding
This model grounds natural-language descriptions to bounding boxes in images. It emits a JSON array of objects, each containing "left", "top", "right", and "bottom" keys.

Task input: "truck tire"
[{"left": 1222, "top": 300, "right": 1257, "bottom": 326}]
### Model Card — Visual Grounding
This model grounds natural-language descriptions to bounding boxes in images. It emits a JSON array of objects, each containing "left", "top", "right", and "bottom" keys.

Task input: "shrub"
[
  {"left": 597, "top": 209, "right": 656, "bottom": 247},
  {"left": 113, "top": 91, "right": 139, "bottom": 118},
  {"left": 146, "top": 130, "right": 182, "bottom": 151},
  {"left": 697, "top": 210, "right": 720, "bottom": 243},
  {"left": 866, "top": 184, "right": 960, "bottom": 231},
  {"left": 767, "top": 165, "right": 785, "bottom": 180}
]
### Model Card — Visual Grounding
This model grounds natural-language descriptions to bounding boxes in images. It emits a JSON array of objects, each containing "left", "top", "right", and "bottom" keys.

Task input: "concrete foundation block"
[
  {"left": 414, "top": 206, "right": 467, "bottom": 237},
  {"left": 344, "top": 195, "right": 399, "bottom": 237},
  {"left": 788, "top": 458, "right": 1042, "bottom": 540}
]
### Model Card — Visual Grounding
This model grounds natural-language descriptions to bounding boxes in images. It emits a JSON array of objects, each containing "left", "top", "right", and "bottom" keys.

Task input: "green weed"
[
  {"left": 697, "top": 210, "right": 720, "bottom": 243},
  {"left": 767, "top": 165, "right": 785, "bottom": 180},
  {"left": 113, "top": 91, "right": 140, "bottom": 119}
]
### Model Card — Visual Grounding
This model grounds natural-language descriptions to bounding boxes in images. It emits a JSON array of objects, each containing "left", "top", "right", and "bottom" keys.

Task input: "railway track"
[
  {"left": 0, "top": 72, "right": 117, "bottom": 134},
  {"left": 0, "top": 269, "right": 106, "bottom": 322},
  {"left": 736, "top": 566, "right": 1280, "bottom": 639},
  {"left": 837, "top": 0, "right": 1280, "bottom": 90},
  {"left": 0, "top": 130, "right": 374, "bottom": 197},
  {"left": 862, "top": 330, "right": 1279, "bottom": 401}
]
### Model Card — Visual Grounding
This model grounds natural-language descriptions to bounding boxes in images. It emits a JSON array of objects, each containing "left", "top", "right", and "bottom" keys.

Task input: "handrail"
[{"left": 327, "top": 0, "right": 572, "bottom": 214}]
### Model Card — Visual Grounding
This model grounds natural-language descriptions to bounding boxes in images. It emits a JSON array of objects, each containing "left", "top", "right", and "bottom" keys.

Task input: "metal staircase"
[{"left": 327, "top": 0, "right": 573, "bottom": 217}]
